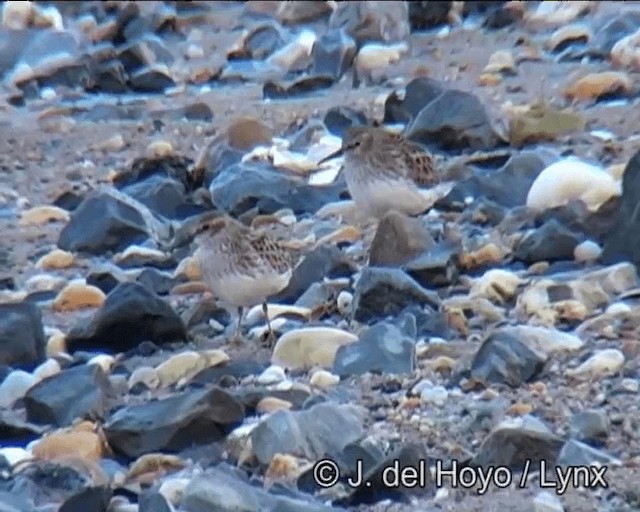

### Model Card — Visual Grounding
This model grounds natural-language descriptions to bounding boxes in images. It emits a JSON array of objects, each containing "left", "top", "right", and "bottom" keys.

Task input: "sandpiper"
[
  {"left": 319, "top": 126, "right": 439, "bottom": 219},
  {"left": 173, "top": 214, "right": 303, "bottom": 346}
]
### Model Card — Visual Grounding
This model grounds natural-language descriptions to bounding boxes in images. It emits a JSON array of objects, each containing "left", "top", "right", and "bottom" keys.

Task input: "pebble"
[
  {"left": 355, "top": 42, "right": 408, "bottom": 83},
  {"left": 0, "top": 370, "right": 36, "bottom": 407},
  {"left": 469, "top": 269, "right": 524, "bottom": 303},
  {"left": 25, "top": 273, "right": 67, "bottom": 293},
  {"left": 271, "top": 327, "right": 359, "bottom": 370},
  {"left": 19, "top": 205, "right": 70, "bottom": 225},
  {"left": 309, "top": 369, "right": 340, "bottom": 389},
  {"left": 533, "top": 491, "right": 564, "bottom": 512},
  {"left": 526, "top": 157, "right": 621, "bottom": 212},
  {"left": 483, "top": 50, "right": 515, "bottom": 73},
  {"left": 32, "top": 422, "right": 106, "bottom": 462},
  {"left": 87, "top": 354, "right": 116, "bottom": 373},
  {"left": 0, "top": 447, "right": 32, "bottom": 466},
  {"left": 256, "top": 396, "right": 293, "bottom": 414},
  {"left": 336, "top": 290, "right": 353, "bottom": 316},
  {"left": 565, "top": 349, "right": 625, "bottom": 378},
  {"left": 564, "top": 71, "right": 633, "bottom": 102},
  {"left": 33, "top": 358, "right": 61, "bottom": 381},
  {"left": 611, "top": 28, "right": 640, "bottom": 71},
  {"left": 128, "top": 366, "right": 160, "bottom": 390},
  {"left": 547, "top": 24, "right": 592, "bottom": 52},
  {"left": 573, "top": 240, "right": 602, "bottom": 262},
  {"left": 147, "top": 140, "right": 174, "bottom": 158},
  {"left": 35, "top": 248, "right": 75, "bottom": 270},
  {"left": 257, "top": 365, "right": 287, "bottom": 385},
  {"left": 156, "top": 350, "right": 229, "bottom": 388},
  {"left": 52, "top": 281, "right": 106, "bottom": 312}
]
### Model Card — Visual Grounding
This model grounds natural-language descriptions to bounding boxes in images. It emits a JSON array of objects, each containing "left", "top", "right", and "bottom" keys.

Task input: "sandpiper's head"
[
  {"left": 341, "top": 126, "right": 376, "bottom": 157},
  {"left": 167, "top": 212, "right": 227, "bottom": 251}
]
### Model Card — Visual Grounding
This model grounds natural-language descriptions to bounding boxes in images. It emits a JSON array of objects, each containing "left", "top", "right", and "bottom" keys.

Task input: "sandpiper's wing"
[
  {"left": 386, "top": 133, "right": 438, "bottom": 187},
  {"left": 244, "top": 229, "right": 296, "bottom": 275}
]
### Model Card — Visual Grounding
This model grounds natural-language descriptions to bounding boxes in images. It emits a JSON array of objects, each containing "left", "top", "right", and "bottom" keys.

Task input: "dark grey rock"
[
  {"left": 136, "top": 268, "right": 181, "bottom": 296},
  {"left": 85, "top": 268, "right": 123, "bottom": 295},
  {"left": 328, "top": 2, "right": 410, "bottom": 44},
  {"left": 333, "top": 321, "right": 415, "bottom": 376},
  {"left": 24, "top": 364, "right": 112, "bottom": 427},
  {"left": 404, "top": 241, "right": 460, "bottom": 287},
  {"left": 275, "top": 245, "right": 355, "bottom": 304},
  {"left": 57, "top": 191, "right": 149, "bottom": 254},
  {"left": 122, "top": 176, "right": 187, "bottom": 220},
  {"left": 369, "top": 211, "right": 434, "bottom": 267},
  {"left": 482, "top": 3, "right": 522, "bottom": 29},
  {"left": 437, "top": 149, "right": 558, "bottom": 210},
  {"left": 183, "top": 463, "right": 344, "bottom": 512},
  {"left": 263, "top": 75, "right": 334, "bottom": 100},
  {"left": 470, "top": 331, "right": 546, "bottom": 387},
  {"left": 20, "top": 29, "right": 81, "bottom": 73},
  {"left": 139, "top": 491, "right": 172, "bottom": 512},
  {"left": 514, "top": 219, "right": 583, "bottom": 264},
  {"left": 312, "top": 30, "right": 356, "bottom": 82},
  {"left": 59, "top": 486, "right": 111, "bottom": 512},
  {"left": 569, "top": 410, "right": 609, "bottom": 442},
  {"left": 0, "top": 302, "right": 46, "bottom": 367},
  {"left": 556, "top": 439, "right": 620, "bottom": 467},
  {"left": 408, "top": 1, "right": 451, "bottom": 30},
  {"left": 209, "top": 161, "right": 346, "bottom": 216},
  {"left": 66, "top": 282, "right": 186, "bottom": 354},
  {"left": 118, "top": 34, "right": 174, "bottom": 73},
  {"left": 339, "top": 443, "right": 435, "bottom": 506},
  {"left": 250, "top": 402, "right": 364, "bottom": 466},
  {"left": 90, "top": 59, "right": 129, "bottom": 93},
  {"left": 406, "top": 88, "right": 500, "bottom": 152},
  {"left": 0, "top": 490, "right": 36, "bottom": 512},
  {"left": 352, "top": 267, "right": 440, "bottom": 323},
  {"left": 294, "top": 281, "right": 341, "bottom": 310},
  {"left": 323, "top": 106, "right": 368, "bottom": 138},
  {"left": 602, "top": 149, "right": 640, "bottom": 268},
  {"left": 472, "top": 415, "right": 564, "bottom": 469},
  {"left": 104, "top": 386, "right": 244, "bottom": 458},
  {"left": 0, "top": 29, "right": 33, "bottom": 77},
  {"left": 592, "top": 12, "right": 640, "bottom": 56},
  {"left": 384, "top": 77, "right": 445, "bottom": 125},
  {"left": 129, "top": 65, "right": 175, "bottom": 92},
  {"left": 228, "top": 23, "right": 286, "bottom": 61}
]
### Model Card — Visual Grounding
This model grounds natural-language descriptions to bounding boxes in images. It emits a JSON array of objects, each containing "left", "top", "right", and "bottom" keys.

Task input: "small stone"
[
  {"left": 415, "top": 380, "right": 448, "bottom": 406},
  {"left": 369, "top": 210, "right": 434, "bottom": 267},
  {"left": 272, "top": 327, "right": 358, "bottom": 371},
  {"left": 564, "top": 71, "right": 633, "bottom": 102},
  {"left": 470, "top": 269, "right": 524, "bottom": 303},
  {"left": 526, "top": 158, "right": 621, "bottom": 212},
  {"left": 336, "top": 290, "right": 353, "bottom": 316},
  {"left": 33, "top": 358, "right": 61, "bottom": 381},
  {"left": 2, "top": 0, "right": 34, "bottom": 30},
  {"left": 565, "top": 349, "right": 624, "bottom": 378},
  {"left": 533, "top": 491, "right": 564, "bottom": 512},
  {"left": 574, "top": 240, "right": 602, "bottom": 262},
  {"left": 147, "top": 140, "right": 174, "bottom": 158},
  {"left": 526, "top": 1, "right": 593, "bottom": 26},
  {"left": 483, "top": 50, "right": 515, "bottom": 73},
  {"left": 19, "top": 205, "right": 69, "bottom": 225},
  {"left": 96, "top": 134, "right": 126, "bottom": 152},
  {"left": 32, "top": 422, "right": 106, "bottom": 462},
  {"left": 257, "top": 365, "right": 286, "bottom": 385},
  {"left": 570, "top": 409, "right": 609, "bottom": 441},
  {"left": 35, "top": 249, "right": 75, "bottom": 270},
  {"left": 128, "top": 366, "right": 160, "bottom": 390},
  {"left": 227, "top": 117, "right": 273, "bottom": 151},
  {"left": 256, "top": 396, "right": 293, "bottom": 414},
  {"left": 611, "top": 28, "right": 640, "bottom": 71},
  {"left": 125, "top": 453, "right": 186, "bottom": 486},
  {"left": 53, "top": 282, "right": 106, "bottom": 312},
  {"left": 355, "top": 42, "right": 408, "bottom": 85},
  {"left": 309, "top": 369, "right": 339, "bottom": 389},
  {"left": 547, "top": 24, "right": 592, "bottom": 52},
  {"left": 0, "top": 370, "right": 36, "bottom": 407}
]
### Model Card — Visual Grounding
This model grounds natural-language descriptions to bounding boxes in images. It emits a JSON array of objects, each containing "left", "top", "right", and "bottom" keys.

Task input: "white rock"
[
  {"left": 1, "top": 1, "right": 34, "bottom": 30},
  {"left": 565, "top": 349, "right": 624, "bottom": 378},
  {"left": 573, "top": 239, "right": 602, "bottom": 262},
  {"left": 25, "top": 273, "right": 67, "bottom": 293},
  {"left": 309, "top": 370, "right": 340, "bottom": 389},
  {"left": 499, "top": 326, "right": 584, "bottom": 354},
  {"left": 272, "top": 327, "right": 358, "bottom": 370},
  {"left": 336, "top": 290, "right": 353, "bottom": 316},
  {"left": 620, "top": 378, "right": 639, "bottom": 393},
  {"left": 0, "top": 370, "right": 36, "bottom": 407},
  {"left": 355, "top": 42, "right": 408, "bottom": 81},
  {"left": 605, "top": 302, "right": 631, "bottom": 315},
  {"left": 159, "top": 477, "right": 190, "bottom": 505},
  {"left": 87, "top": 354, "right": 116, "bottom": 373},
  {"left": 0, "top": 447, "right": 32, "bottom": 466},
  {"left": 257, "top": 365, "right": 286, "bottom": 385},
  {"left": 470, "top": 269, "right": 524, "bottom": 303},
  {"left": 267, "top": 29, "right": 316, "bottom": 71},
  {"left": 128, "top": 366, "right": 160, "bottom": 390},
  {"left": 33, "top": 358, "right": 61, "bottom": 382},
  {"left": 419, "top": 385, "right": 449, "bottom": 406},
  {"left": 533, "top": 491, "right": 564, "bottom": 512},
  {"left": 526, "top": 158, "right": 621, "bottom": 212}
]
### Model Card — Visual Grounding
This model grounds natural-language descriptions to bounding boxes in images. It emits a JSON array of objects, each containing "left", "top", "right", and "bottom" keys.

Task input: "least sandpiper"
[
  {"left": 174, "top": 214, "right": 302, "bottom": 345},
  {"left": 319, "top": 126, "right": 439, "bottom": 218}
]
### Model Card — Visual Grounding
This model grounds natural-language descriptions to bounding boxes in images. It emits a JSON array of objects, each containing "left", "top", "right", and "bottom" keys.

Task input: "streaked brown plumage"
[
  {"left": 190, "top": 215, "right": 301, "bottom": 344},
  {"left": 321, "top": 126, "right": 439, "bottom": 218}
]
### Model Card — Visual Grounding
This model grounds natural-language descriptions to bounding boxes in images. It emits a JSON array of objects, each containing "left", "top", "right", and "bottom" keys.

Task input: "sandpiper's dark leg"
[
  {"left": 262, "top": 301, "right": 276, "bottom": 347},
  {"left": 232, "top": 306, "right": 244, "bottom": 344}
]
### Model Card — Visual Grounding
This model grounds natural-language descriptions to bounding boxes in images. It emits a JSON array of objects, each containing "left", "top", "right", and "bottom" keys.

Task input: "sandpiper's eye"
[{"left": 202, "top": 224, "right": 210, "bottom": 231}]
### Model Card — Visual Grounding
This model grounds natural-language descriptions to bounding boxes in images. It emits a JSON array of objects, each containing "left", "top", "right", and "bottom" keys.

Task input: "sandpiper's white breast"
[
  {"left": 348, "top": 176, "right": 429, "bottom": 218},
  {"left": 213, "top": 270, "right": 292, "bottom": 307}
]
